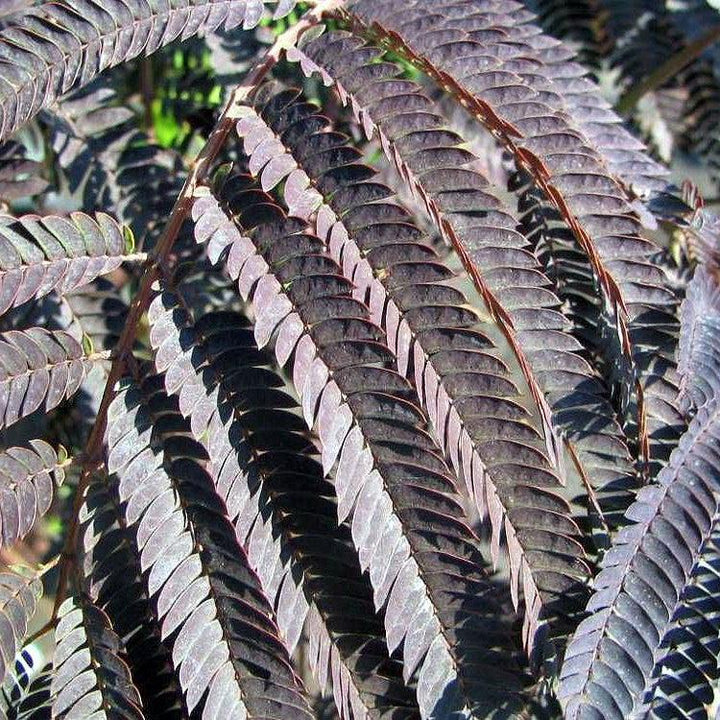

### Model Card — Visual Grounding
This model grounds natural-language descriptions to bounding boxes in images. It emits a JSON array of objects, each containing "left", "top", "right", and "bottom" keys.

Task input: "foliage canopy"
[{"left": 0, "top": 0, "right": 719, "bottom": 718}]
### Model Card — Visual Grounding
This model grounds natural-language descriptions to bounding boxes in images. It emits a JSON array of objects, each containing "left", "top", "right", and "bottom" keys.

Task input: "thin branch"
[
  {"left": 617, "top": 24, "right": 720, "bottom": 114},
  {"left": 50, "top": 1, "right": 338, "bottom": 616},
  {"left": 23, "top": 616, "right": 57, "bottom": 647},
  {"left": 140, "top": 56, "right": 154, "bottom": 131}
]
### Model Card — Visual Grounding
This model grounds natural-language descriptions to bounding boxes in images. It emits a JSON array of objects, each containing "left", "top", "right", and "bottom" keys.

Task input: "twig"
[
  {"left": 140, "top": 56, "right": 154, "bottom": 131},
  {"left": 617, "top": 24, "right": 720, "bottom": 114},
  {"left": 24, "top": 616, "right": 57, "bottom": 647}
]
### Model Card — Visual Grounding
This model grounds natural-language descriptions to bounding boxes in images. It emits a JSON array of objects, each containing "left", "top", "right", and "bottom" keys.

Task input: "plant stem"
[
  {"left": 617, "top": 24, "right": 720, "bottom": 115},
  {"left": 140, "top": 56, "right": 154, "bottom": 131}
]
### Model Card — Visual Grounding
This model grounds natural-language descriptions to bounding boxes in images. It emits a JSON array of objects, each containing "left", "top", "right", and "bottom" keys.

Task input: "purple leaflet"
[
  {"left": 184, "top": 211, "right": 420, "bottom": 719},
  {"left": 234, "top": 105, "right": 323, "bottom": 220}
]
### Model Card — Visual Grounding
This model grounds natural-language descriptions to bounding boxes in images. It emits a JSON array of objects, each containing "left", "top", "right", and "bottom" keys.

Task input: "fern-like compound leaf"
[
  {"left": 0, "top": 328, "right": 95, "bottom": 430},
  {"left": 0, "top": 211, "right": 138, "bottom": 316},
  {"left": 148, "top": 287, "right": 420, "bottom": 720},
  {"left": 258, "top": 66, "right": 636, "bottom": 536},
  {"left": 559, "top": 398, "right": 720, "bottom": 719},
  {"left": 193, "top": 179, "right": 532, "bottom": 716},
  {"left": 79, "top": 476, "right": 187, "bottom": 719},
  {"left": 51, "top": 593, "right": 144, "bottom": 719},
  {"left": 678, "top": 265, "right": 720, "bottom": 414},
  {"left": 0, "top": 0, "right": 297, "bottom": 143},
  {"left": 106, "top": 375, "right": 314, "bottom": 719},
  {"left": 347, "top": 0, "right": 684, "bottom": 473},
  {"left": 644, "top": 518, "right": 720, "bottom": 719},
  {"left": 0, "top": 439, "right": 64, "bottom": 549},
  {"left": 233, "top": 83, "right": 594, "bottom": 646}
]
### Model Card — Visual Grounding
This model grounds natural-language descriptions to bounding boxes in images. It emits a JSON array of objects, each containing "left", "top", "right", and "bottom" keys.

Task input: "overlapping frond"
[
  {"left": 51, "top": 593, "right": 144, "bottom": 719},
  {"left": 276, "top": 44, "right": 637, "bottom": 532},
  {"left": 0, "top": 328, "right": 96, "bottom": 430},
  {"left": 0, "top": 0, "right": 299, "bottom": 143},
  {"left": 644, "top": 519, "right": 720, "bottom": 719},
  {"left": 346, "top": 0, "right": 684, "bottom": 473},
  {"left": 0, "top": 569, "right": 42, "bottom": 686},
  {"left": 558, "top": 398, "right": 720, "bottom": 718},
  {"left": 0, "top": 439, "right": 64, "bottom": 549},
  {"left": 79, "top": 475, "right": 187, "bottom": 718},
  {"left": 231, "top": 83, "right": 595, "bottom": 649},
  {"left": 347, "top": 0, "right": 668, "bottom": 196},
  {"left": 0, "top": 211, "right": 138, "bottom": 315},
  {"left": 106, "top": 374, "right": 314, "bottom": 719},
  {"left": 510, "top": 170, "right": 602, "bottom": 356},
  {"left": 0, "top": 0, "right": 714, "bottom": 716},
  {"left": 192, "top": 177, "right": 533, "bottom": 715},
  {"left": 148, "top": 285, "right": 419, "bottom": 720}
]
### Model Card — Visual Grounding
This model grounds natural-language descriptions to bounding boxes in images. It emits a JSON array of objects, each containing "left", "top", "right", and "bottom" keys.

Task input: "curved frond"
[
  {"left": 148, "top": 287, "right": 420, "bottom": 720},
  {"left": 348, "top": 0, "right": 667, "bottom": 197},
  {"left": 230, "top": 83, "right": 594, "bottom": 647},
  {"left": 251, "top": 72, "right": 636, "bottom": 537},
  {"left": 0, "top": 0, "right": 297, "bottom": 143},
  {"left": 678, "top": 266, "right": 720, "bottom": 414},
  {"left": 51, "top": 593, "right": 144, "bottom": 719},
  {"left": 192, "top": 178, "right": 533, "bottom": 715},
  {"left": 79, "top": 476, "right": 188, "bottom": 719},
  {"left": 645, "top": 518, "right": 720, "bottom": 719},
  {"left": 0, "top": 211, "right": 140, "bottom": 315},
  {"left": 106, "top": 375, "right": 314, "bottom": 719},
  {"left": 0, "top": 439, "right": 64, "bottom": 549},
  {"left": 559, "top": 398, "right": 720, "bottom": 718},
  {"left": 0, "top": 328, "right": 97, "bottom": 430},
  {"left": 0, "top": 1, "right": 709, "bottom": 715},
  {"left": 345, "top": 1, "right": 684, "bottom": 472},
  {"left": 0, "top": 570, "right": 42, "bottom": 686}
]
